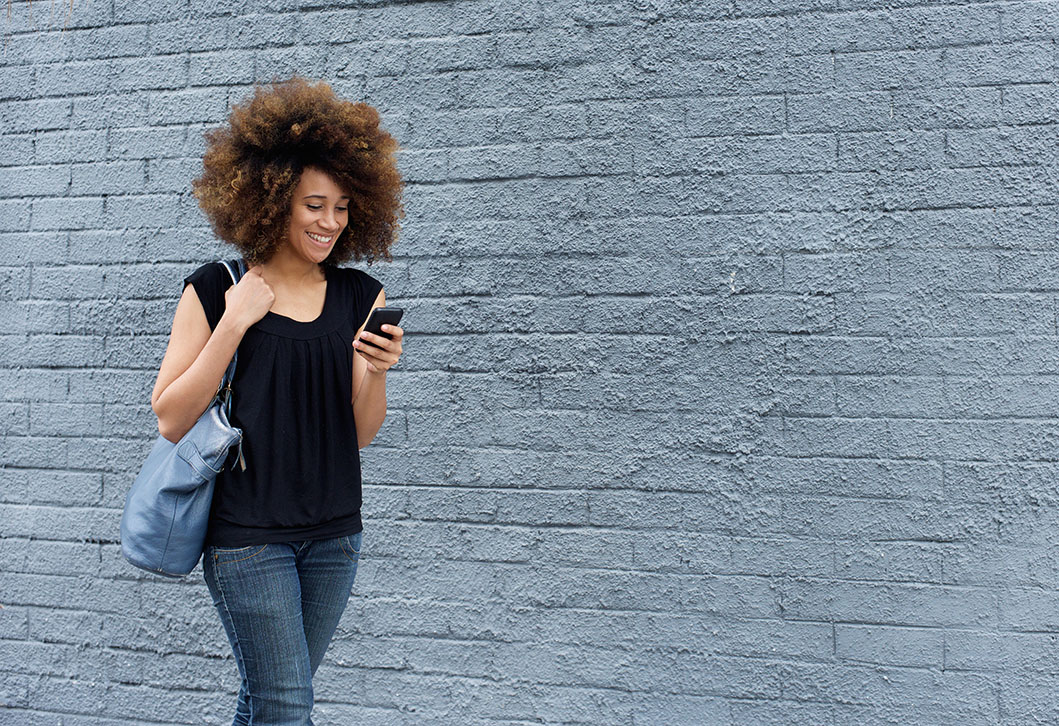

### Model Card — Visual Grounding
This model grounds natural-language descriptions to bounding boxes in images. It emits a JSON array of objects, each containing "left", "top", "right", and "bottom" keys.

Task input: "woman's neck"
[{"left": 258, "top": 247, "right": 325, "bottom": 288}]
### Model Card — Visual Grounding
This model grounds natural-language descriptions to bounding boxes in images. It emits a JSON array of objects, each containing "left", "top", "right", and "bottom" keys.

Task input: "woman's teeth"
[{"left": 307, "top": 232, "right": 332, "bottom": 244}]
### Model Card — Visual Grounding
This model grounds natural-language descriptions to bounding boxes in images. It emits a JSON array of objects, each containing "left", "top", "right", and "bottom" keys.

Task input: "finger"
[
  {"left": 357, "top": 332, "right": 393, "bottom": 351},
  {"left": 355, "top": 345, "right": 386, "bottom": 363},
  {"left": 358, "top": 345, "right": 398, "bottom": 365},
  {"left": 353, "top": 338, "right": 381, "bottom": 355},
  {"left": 356, "top": 345, "right": 398, "bottom": 368},
  {"left": 381, "top": 325, "right": 404, "bottom": 339}
]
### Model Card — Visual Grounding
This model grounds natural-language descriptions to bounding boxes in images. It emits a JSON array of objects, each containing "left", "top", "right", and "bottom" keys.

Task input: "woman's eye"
[
  {"left": 337, "top": 207, "right": 348, "bottom": 212},
  {"left": 307, "top": 204, "right": 322, "bottom": 210}
]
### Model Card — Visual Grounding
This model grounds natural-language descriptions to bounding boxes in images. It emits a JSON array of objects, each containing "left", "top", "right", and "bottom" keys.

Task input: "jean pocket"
[
  {"left": 339, "top": 533, "right": 361, "bottom": 562},
  {"left": 211, "top": 543, "right": 268, "bottom": 565}
]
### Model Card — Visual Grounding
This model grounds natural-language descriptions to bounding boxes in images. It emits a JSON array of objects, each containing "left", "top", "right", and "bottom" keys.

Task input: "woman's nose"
[{"left": 320, "top": 211, "right": 340, "bottom": 230}]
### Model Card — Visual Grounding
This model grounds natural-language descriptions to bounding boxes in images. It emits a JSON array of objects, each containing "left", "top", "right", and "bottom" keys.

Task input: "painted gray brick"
[
  {"left": 113, "top": 0, "right": 185, "bottom": 24},
  {"left": 1002, "top": 0, "right": 1059, "bottom": 41},
  {"left": 145, "top": 88, "right": 231, "bottom": 125},
  {"left": 737, "top": 0, "right": 838, "bottom": 14},
  {"left": 70, "top": 161, "right": 147, "bottom": 196},
  {"left": 838, "top": 541, "right": 947, "bottom": 584},
  {"left": 30, "top": 264, "right": 106, "bottom": 299},
  {"left": 0, "top": 165, "right": 69, "bottom": 197},
  {"left": 30, "top": 196, "right": 104, "bottom": 231},
  {"left": 0, "top": 300, "right": 69, "bottom": 335},
  {"left": 188, "top": 50, "right": 257, "bottom": 87},
  {"left": 730, "top": 536, "right": 834, "bottom": 577},
  {"left": 72, "top": 93, "right": 152, "bottom": 130},
  {"left": 0, "top": 64, "right": 34, "bottom": 102},
  {"left": 946, "top": 41, "right": 1056, "bottom": 86},
  {"left": 29, "top": 402, "right": 105, "bottom": 436},
  {"left": 0, "top": 133, "right": 34, "bottom": 166},
  {"left": 35, "top": 60, "right": 112, "bottom": 98},
  {"left": 781, "top": 579, "right": 998, "bottom": 628},
  {"left": 67, "top": 24, "right": 151, "bottom": 60},
  {"left": 788, "top": 6, "right": 999, "bottom": 55},
  {"left": 148, "top": 19, "right": 229, "bottom": 56},
  {"left": 889, "top": 250, "right": 1001, "bottom": 291},
  {"left": 406, "top": 34, "right": 499, "bottom": 74},
  {"left": 686, "top": 94, "right": 785, "bottom": 136},
  {"left": 107, "top": 127, "right": 185, "bottom": 160},
  {"left": 1001, "top": 83, "right": 1059, "bottom": 125},
  {"left": 645, "top": 133, "right": 836, "bottom": 176},
  {"left": 228, "top": 14, "right": 296, "bottom": 49},
  {"left": 659, "top": 18, "right": 785, "bottom": 60},
  {"left": 252, "top": 45, "right": 329, "bottom": 82},
  {"left": 112, "top": 55, "right": 189, "bottom": 92},
  {"left": 834, "top": 374, "right": 948, "bottom": 416},
  {"left": 2, "top": 469, "right": 102, "bottom": 507},
  {"left": 326, "top": 40, "right": 411, "bottom": 80},
  {"left": 838, "top": 130, "right": 946, "bottom": 171},
  {"left": 190, "top": 0, "right": 260, "bottom": 16},
  {"left": 788, "top": 90, "right": 892, "bottom": 132},
  {"left": 107, "top": 194, "right": 184, "bottom": 229},
  {"left": 34, "top": 130, "right": 108, "bottom": 164},
  {"left": 445, "top": 143, "right": 539, "bottom": 181},
  {"left": 68, "top": 230, "right": 151, "bottom": 264},
  {"left": 948, "top": 125, "right": 1059, "bottom": 168},
  {"left": 892, "top": 86, "right": 1002, "bottom": 129},
  {"left": 1, "top": 28, "right": 69, "bottom": 65},
  {"left": 0, "top": 98, "right": 72, "bottom": 133},
  {"left": 5, "top": 2, "right": 1059, "bottom": 724},
  {"left": 992, "top": 674, "right": 1059, "bottom": 725}
]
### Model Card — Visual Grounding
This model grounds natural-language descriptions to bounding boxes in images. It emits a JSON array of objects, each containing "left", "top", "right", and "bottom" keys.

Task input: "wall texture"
[{"left": 2, "top": 0, "right": 1059, "bottom": 724}]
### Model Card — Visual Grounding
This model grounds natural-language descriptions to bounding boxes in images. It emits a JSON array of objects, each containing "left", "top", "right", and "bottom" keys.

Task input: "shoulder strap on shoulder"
[
  {"left": 214, "top": 259, "right": 241, "bottom": 417},
  {"left": 218, "top": 258, "right": 245, "bottom": 285}
]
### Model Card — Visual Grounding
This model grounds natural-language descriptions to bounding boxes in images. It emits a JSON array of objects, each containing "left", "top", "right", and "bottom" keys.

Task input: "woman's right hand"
[{"left": 222, "top": 265, "right": 275, "bottom": 331}]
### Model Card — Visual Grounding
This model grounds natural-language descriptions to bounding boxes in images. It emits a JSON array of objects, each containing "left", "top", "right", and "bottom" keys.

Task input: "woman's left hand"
[{"left": 353, "top": 325, "right": 404, "bottom": 373}]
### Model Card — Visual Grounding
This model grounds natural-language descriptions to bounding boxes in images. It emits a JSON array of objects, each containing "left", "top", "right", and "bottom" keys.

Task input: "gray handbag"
[{"left": 120, "top": 258, "right": 247, "bottom": 577}]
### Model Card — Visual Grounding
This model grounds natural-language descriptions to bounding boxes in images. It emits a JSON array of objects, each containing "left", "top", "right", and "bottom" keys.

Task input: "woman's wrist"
[{"left": 218, "top": 311, "right": 250, "bottom": 338}]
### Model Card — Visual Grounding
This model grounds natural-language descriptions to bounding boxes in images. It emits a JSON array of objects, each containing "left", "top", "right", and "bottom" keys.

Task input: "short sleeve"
[
  {"left": 347, "top": 267, "right": 384, "bottom": 329},
  {"left": 183, "top": 261, "right": 235, "bottom": 332}
]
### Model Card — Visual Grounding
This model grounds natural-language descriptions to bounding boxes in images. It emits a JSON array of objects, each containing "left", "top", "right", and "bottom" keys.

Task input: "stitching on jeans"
[
  {"left": 210, "top": 557, "right": 255, "bottom": 722},
  {"left": 216, "top": 544, "right": 267, "bottom": 565},
  {"left": 341, "top": 536, "right": 360, "bottom": 563},
  {"left": 213, "top": 543, "right": 257, "bottom": 553}
]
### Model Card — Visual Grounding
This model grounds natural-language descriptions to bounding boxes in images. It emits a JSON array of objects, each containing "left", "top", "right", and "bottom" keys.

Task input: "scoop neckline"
[
  {"left": 231, "top": 261, "right": 342, "bottom": 340},
  {"left": 263, "top": 264, "right": 330, "bottom": 325}
]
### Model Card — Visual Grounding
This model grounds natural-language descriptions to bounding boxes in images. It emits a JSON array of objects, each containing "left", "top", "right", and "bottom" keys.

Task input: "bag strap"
[
  {"left": 214, "top": 258, "right": 246, "bottom": 416},
  {"left": 215, "top": 258, "right": 248, "bottom": 472}
]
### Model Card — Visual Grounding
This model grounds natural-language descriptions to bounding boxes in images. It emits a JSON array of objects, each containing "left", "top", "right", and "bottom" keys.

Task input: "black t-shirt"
[{"left": 182, "top": 258, "right": 383, "bottom": 547}]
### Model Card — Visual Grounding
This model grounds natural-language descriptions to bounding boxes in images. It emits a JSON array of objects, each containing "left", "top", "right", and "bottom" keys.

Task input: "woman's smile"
[{"left": 306, "top": 230, "right": 335, "bottom": 247}]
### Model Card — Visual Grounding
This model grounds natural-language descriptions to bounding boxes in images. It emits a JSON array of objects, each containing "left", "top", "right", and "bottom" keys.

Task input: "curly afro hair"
[{"left": 192, "top": 76, "right": 404, "bottom": 267}]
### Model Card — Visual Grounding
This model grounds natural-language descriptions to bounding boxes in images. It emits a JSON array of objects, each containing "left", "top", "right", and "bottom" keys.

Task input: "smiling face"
[{"left": 284, "top": 166, "right": 350, "bottom": 264}]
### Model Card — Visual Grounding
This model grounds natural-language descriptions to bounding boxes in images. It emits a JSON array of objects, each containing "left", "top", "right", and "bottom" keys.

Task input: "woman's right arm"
[{"left": 150, "top": 267, "right": 273, "bottom": 443}]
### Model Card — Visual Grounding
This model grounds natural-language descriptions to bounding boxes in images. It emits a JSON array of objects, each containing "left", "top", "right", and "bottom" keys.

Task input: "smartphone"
[{"left": 358, "top": 307, "right": 404, "bottom": 350}]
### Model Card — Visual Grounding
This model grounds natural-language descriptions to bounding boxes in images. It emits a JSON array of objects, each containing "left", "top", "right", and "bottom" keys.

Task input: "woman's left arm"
[{"left": 352, "top": 288, "right": 404, "bottom": 449}]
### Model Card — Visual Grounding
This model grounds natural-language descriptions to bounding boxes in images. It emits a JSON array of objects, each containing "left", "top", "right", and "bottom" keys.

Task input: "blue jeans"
[{"left": 202, "top": 532, "right": 362, "bottom": 726}]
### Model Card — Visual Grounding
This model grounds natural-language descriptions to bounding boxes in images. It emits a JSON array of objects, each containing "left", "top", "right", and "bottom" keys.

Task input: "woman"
[{"left": 149, "top": 76, "right": 404, "bottom": 725}]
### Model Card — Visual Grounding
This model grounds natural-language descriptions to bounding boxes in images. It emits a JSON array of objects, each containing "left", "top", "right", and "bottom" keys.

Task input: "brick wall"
[{"left": 2, "top": 0, "right": 1058, "bottom": 724}]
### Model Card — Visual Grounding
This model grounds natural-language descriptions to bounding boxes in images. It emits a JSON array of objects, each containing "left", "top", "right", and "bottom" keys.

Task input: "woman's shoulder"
[
  {"left": 334, "top": 265, "right": 383, "bottom": 293},
  {"left": 184, "top": 259, "right": 239, "bottom": 289},
  {"left": 182, "top": 259, "right": 240, "bottom": 332}
]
